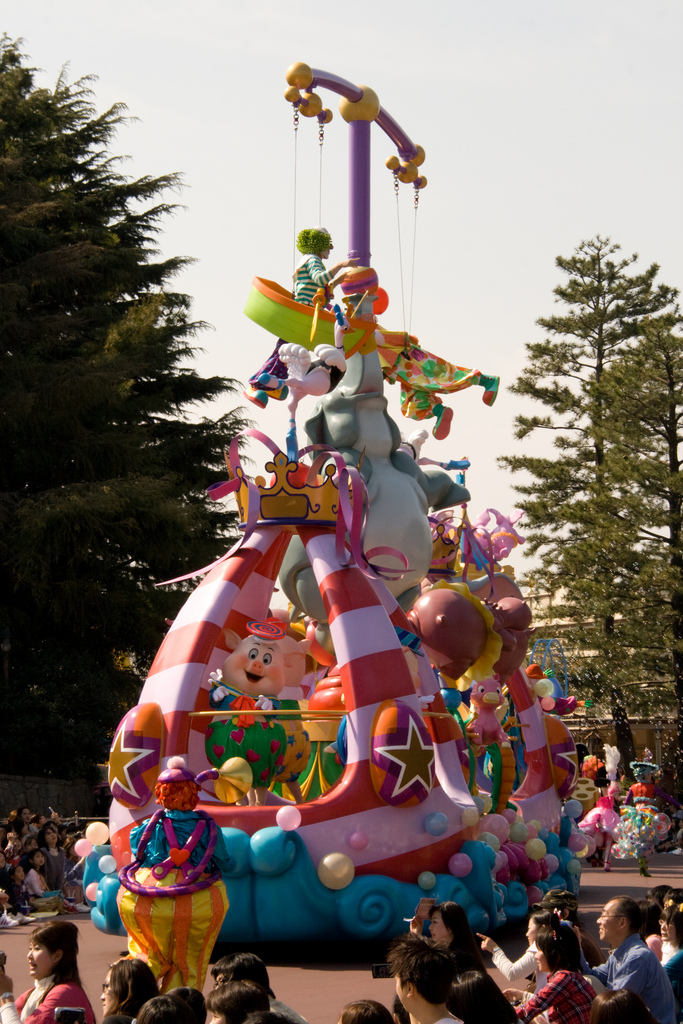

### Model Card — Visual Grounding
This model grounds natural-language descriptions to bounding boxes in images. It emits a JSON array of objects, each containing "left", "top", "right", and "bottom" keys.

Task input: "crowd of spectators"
[{"left": 2, "top": 804, "right": 683, "bottom": 1024}]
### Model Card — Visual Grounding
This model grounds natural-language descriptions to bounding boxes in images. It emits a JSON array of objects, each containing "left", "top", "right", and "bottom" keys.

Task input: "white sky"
[{"left": 5, "top": 1, "right": 683, "bottom": 579}]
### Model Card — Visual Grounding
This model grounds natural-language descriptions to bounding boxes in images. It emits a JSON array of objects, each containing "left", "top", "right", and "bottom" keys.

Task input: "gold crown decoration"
[{"left": 232, "top": 450, "right": 340, "bottom": 527}]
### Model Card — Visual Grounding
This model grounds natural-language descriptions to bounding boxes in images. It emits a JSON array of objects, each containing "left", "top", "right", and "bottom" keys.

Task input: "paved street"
[{"left": 1, "top": 852, "right": 681, "bottom": 1024}]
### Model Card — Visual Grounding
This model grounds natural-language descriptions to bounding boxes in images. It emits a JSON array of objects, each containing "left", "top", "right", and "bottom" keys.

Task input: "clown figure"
[{"left": 117, "top": 757, "right": 233, "bottom": 992}]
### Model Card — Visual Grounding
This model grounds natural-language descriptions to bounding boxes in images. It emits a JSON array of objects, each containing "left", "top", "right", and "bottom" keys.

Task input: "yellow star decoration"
[
  {"left": 109, "top": 725, "right": 155, "bottom": 799},
  {"left": 375, "top": 716, "right": 434, "bottom": 798}
]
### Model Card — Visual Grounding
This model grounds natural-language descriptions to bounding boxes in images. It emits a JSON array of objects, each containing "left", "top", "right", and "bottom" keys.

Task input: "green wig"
[{"left": 296, "top": 227, "right": 332, "bottom": 255}]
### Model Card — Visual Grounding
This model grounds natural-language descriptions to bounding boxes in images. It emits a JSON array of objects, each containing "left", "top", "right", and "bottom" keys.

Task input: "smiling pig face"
[{"left": 222, "top": 634, "right": 288, "bottom": 697}]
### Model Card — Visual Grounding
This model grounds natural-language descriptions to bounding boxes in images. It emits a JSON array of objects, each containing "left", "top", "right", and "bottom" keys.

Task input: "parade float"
[{"left": 87, "top": 62, "right": 586, "bottom": 951}]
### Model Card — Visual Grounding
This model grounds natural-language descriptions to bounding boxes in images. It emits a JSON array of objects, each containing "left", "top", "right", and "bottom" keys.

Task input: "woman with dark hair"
[
  {"left": 479, "top": 910, "right": 553, "bottom": 990},
  {"left": 660, "top": 902, "right": 683, "bottom": 1019},
  {"left": 168, "top": 987, "right": 207, "bottom": 1024},
  {"left": 205, "top": 980, "right": 270, "bottom": 1024},
  {"left": 589, "top": 989, "right": 658, "bottom": 1024},
  {"left": 0, "top": 919, "right": 95, "bottom": 1024},
  {"left": 100, "top": 958, "right": 159, "bottom": 1023},
  {"left": 338, "top": 1001, "right": 394, "bottom": 1024},
  {"left": 136, "top": 994, "right": 196, "bottom": 1024},
  {"left": 448, "top": 970, "right": 516, "bottom": 1023},
  {"left": 640, "top": 899, "right": 663, "bottom": 960},
  {"left": 505, "top": 918, "right": 595, "bottom": 1023},
  {"left": 410, "top": 901, "right": 486, "bottom": 976},
  {"left": 38, "top": 823, "right": 66, "bottom": 891}
]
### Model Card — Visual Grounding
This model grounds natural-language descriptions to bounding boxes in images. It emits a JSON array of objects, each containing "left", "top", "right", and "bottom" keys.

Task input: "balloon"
[
  {"left": 566, "top": 858, "right": 581, "bottom": 875},
  {"left": 85, "top": 821, "right": 109, "bottom": 845},
  {"left": 317, "top": 852, "right": 355, "bottom": 890},
  {"left": 525, "top": 838, "right": 547, "bottom": 861},
  {"left": 348, "top": 831, "right": 368, "bottom": 850},
  {"left": 568, "top": 832, "right": 588, "bottom": 852},
  {"left": 74, "top": 838, "right": 92, "bottom": 857},
  {"left": 98, "top": 854, "right": 117, "bottom": 874},
  {"left": 276, "top": 806, "right": 301, "bottom": 831},
  {"left": 509, "top": 821, "right": 529, "bottom": 843},
  {"left": 473, "top": 795, "right": 485, "bottom": 813},
  {"left": 424, "top": 812, "right": 449, "bottom": 837},
  {"left": 478, "top": 831, "right": 501, "bottom": 853},
  {"left": 563, "top": 800, "right": 582, "bottom": 820},
  {"left": 527, "top": 885, "right": 543, "bottom": 905},
  {"left": 461, "top": 807, "right": 480, "bottom": 827},
  {"left": 540, "top": 696, "right": 555, "bottom": 711},
  {"left": 480, "top": 793, "right": 493, "bottom": 813},
  {"left": 418, "top": 871, "right": 437, "bottom": 890},
  {"left": 85, "top": 881, "right": 99, "bottom": 902},
  {"left": 374, "top": 287, "right": 389, "bottom": 315},
  {"left": 448, "top": 853, "right": 472, "bottom": 877},
  {"left": 479, "top": 813, "right": 510, "bottom": 844},
  {"left": 503, "top": 808, "right": 519, "bottom": 823},
  {"left": 525, "top": 824, "right": 538, "bottom": 839}
]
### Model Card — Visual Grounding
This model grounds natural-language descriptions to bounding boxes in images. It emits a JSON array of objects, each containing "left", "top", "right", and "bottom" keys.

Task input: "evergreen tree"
[
  {"left": 600, "top": 314, "right": 683, "bottom": 780},
  {"left": 500, "top": 237, "right": 678, "bottom": 770},
  {"left": 0, "top": 37, "right": 249, "bottom": 778}
]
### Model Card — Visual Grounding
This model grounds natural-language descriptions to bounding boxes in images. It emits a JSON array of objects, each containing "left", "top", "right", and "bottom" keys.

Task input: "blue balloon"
[
  {"left": 439, "top": 687, "right": 462, "bottom": 710},
  {"left": 424, "top": 812, "right": 449, "bottom": 837}
]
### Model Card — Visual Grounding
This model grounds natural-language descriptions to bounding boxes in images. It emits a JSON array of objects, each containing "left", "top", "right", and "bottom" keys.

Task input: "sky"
[{"left": 4, "top": 1, "right": 683, "bottom": 580}]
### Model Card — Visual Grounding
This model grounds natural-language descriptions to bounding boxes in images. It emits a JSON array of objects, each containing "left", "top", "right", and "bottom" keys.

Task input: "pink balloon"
[
  {"left": 541, "top": 696, "right": 555, "bottom": 711},
  {"left": 525, "top": 823, "right": 538, "bottom": 839},
  {"left": 85, "top": 881, "right": 98, "bottom": 902},
  {"left": 448, "top": 852, "right": 473, "bottom": 877},
  {"left": 568, "top": 832, "right": 587, "bottom": 852},
  {"left": 74, "top": 838, "right": 92, "bottom": 857},
  {"left": 495, "top": 862, "right": 511, "bottom": 885},
  {"left": 276, "top": 805, "right": 301, "bottom": 831},
  {"left": 545, "top": 853, "right": 559, "bottom": 873},
  {"left": 480, "top": 813, "right": 510, "bottom": 844},
  {"left": 521, "top": 860, "right": 542, "bottom": 884},
  {"left": 502, "top": 809, "right": 518, "bottom": 823},
  {"left": 527, "top": 885, "right": 542, "bottom": 906},
  {"left": 349, "top": 831, "right": 368, "bottom": 850}
]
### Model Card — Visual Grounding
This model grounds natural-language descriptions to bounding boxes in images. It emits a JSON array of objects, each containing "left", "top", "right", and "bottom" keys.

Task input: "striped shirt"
[{"left": 293, "top": 255, "right": 333, "bottom": 305}]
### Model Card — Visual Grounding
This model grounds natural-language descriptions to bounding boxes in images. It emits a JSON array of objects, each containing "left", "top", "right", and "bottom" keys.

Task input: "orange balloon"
[{"left": 374, "top": 287, "right": 389, "bottom": 315}]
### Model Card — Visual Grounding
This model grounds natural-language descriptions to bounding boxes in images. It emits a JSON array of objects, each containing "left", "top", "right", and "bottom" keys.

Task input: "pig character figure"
[
  {"left": 467, "top": 675, "right": 510, "bottom": 748},
  {"left": 205, "top": 619, "right": 311, "bottom": 804}
]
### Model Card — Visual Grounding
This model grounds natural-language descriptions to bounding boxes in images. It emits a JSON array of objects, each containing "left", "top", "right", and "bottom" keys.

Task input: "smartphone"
[
  {"left": 54, "top": 1009, "right": 86, "bottom": 1023},
  {"left": 371, "top": 964, "right": 392, "bottom": 979},
  {"left": 414, "top": 897, "right": 436, "bottom": 920}
]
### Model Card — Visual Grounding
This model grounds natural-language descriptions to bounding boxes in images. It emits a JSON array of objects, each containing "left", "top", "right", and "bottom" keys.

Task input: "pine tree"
[
  {"left": 0, "top": 37, "right": 249, "bottom": 778},
  {"left": 500, "top": 237, "right": 679, "bottom": 770}
]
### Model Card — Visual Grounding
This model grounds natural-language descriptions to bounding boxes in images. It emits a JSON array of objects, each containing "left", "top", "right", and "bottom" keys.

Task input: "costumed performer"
[
  {"left": 117, "top": 756, "right": 233, "bottom": 991},
  {"left": 618, "top": 760, "right": 683, "bottom": 876},
  {"left": 579, "top": 745, "right": 621, "bottom": 872}
]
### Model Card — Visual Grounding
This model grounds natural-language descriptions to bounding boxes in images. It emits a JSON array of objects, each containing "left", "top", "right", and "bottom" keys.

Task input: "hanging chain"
[
  {"left": 409, "top": 186, "right": 420, "bottom": 334},
  {"left": 292, "top": 106, "right": 299, "bottom": 285},
  {"left": 318, "top": 119, "right": 324, "bottom": 224},
  {"left": 394, "top": 172, "right": 407, "bottom": 334},
  {"left": 318, "top": 121, "right": 325, "bottom": 146}
]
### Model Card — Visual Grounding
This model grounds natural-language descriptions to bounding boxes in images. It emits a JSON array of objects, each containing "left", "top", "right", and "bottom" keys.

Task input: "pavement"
[{"left": 1, "top": 852, "right": 682, "bottom": 1024}]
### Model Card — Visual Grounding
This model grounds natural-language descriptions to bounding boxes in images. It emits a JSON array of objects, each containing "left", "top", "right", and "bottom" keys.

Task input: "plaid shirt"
[{"left": 516, "top": 969, "right": 595, "bottom": 1024}]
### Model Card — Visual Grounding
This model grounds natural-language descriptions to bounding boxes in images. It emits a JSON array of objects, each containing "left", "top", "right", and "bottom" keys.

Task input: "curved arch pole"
[{"left": 308, "top": 66, "right": 420, "bottom": 266}]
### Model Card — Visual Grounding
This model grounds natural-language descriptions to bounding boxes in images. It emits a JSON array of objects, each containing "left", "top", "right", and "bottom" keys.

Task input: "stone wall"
[{"left": 0, "top": 773, "right": 94, "bottom": 820}]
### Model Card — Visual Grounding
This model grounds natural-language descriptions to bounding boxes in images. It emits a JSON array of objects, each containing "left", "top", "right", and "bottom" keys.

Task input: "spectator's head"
[
  {"left": 243, "top": 1014, "right": 292, "bottom": 1024},
  {"left": 339, "top": 1001, "right": 394, "bottom": 1024},
  {"left": 38, "top": 823, "right": 61, "bottom": 850},
  {"left": 0, "top": 849, "right": 6, "bottom": 870},
  {"left": 387, "top": 934, "right": 456, "bottom": 1009},
  {"left": 534, "top": 887, "right": 580, "bottom": 924},
  {"left": 391, "top": 995, "right": 409, "bottom": 1024},
  {"left": 639, "top": 899, "right": 661, "bottom": 940},
  {"left": 211, "top": 953, "right": 273, "bottom": 996},
  {"left": 10, "top": 864, "right": 25, "bottom": 883},
  {"left": 101, "top": 957, "right": 159, "bottom": 1019},
  {"left": 426, "top": 902, "right": 485, "bottom": 971},
  {"left": 589, "top": 989, "right": 658, "bottom": 1024},
  {"left": 598, "top": 896, "right": 640, "bottom": 948},
  {"left": 21, "top": 834, "right": 38, "bottom": 855},
  {"left": 646, "top": 884, "right": 672, "bottom": 909},
  {"left": 526, "top": 909, "right": 553, "bottom": 946},
  {"left": 30, "top": 813, "right": 46, "bottom": 831},
  {"left": 205, "top": 980, "right": 270, "bottom": 1024},
  {"left": 660, "top": 901, "right": 683, "bottom": 950},
  {"left": 536, "top": 917, "right": 582, "bottom": 973},
  {"left": 29, "top": 920, "right": 83, "bottom": 987},
  {"left": 169, "top": 988, "right": 207, "bottom": 1024},
  {"left": 27, "top": 849, "right": 46, "bottom": 876},
  {"left": 447, "top": 971, "right": 516, "bottom": 1024},
  {"left": 62, "top": 834, "right": 82, "bottom": 861},
  {"left": 7, "top": 807, "right": 31, "bottom": 829},
  {"left": 137, "top": 995, "right": 197, "bottom": 1024}
]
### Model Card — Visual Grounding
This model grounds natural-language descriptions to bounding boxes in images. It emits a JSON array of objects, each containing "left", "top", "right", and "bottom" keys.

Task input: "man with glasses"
[{"left": 584, "top": 896, "right": 676, "bottom": 1024}]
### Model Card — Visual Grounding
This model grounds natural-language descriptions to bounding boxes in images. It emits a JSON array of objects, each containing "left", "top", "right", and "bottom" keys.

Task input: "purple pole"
[{"left": 348, "top": 120, "right": 371, "bottom": 266}]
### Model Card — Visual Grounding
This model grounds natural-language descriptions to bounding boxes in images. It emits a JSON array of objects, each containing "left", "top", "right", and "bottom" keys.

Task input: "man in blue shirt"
[{"left": 586, "top": 895, "right": 676, "bottom": 1024}]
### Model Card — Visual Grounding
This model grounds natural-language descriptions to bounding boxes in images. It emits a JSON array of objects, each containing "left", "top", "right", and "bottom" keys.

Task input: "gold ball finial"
[
  {"left": 385, "top": 155, "right": 400, "bottom": 171},
  {"left": 299, "top": 91, "right": 323, "bottom": 118},
  {"left": 339, "top": 86, "right": 380, "bottom": 123},
  {"left": 284, "top": 85, "right": 300, "bottom": 104},
  {"left": 286, "top": 62, "right": 313, "bottom": 90},
  {"left": 397, "top": 161, "right": 418, "bottom": 184},
  {"left": 412, "top": 145, "right": 426, "bottom": 167}
]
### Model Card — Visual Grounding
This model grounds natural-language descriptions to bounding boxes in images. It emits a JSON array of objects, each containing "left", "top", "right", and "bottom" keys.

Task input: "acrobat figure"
[
  {"left": 243, "top": 227, "right": 356, "bottom": 410},
  {"left": 205, "top": 619, "right": 311, "bottom": 804},
  {"left": 578, "top": 745, "right": 622, "bottom": 872},
  {"left": 117, "top": 756, "right": 233, "bottom": 992}
]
